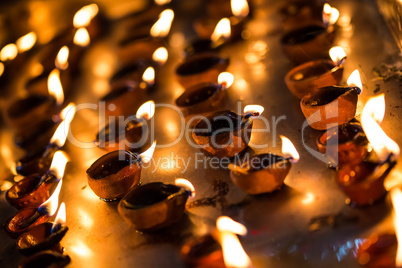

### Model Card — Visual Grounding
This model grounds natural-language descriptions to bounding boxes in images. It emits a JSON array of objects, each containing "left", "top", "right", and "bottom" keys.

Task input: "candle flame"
[
  {"left": 175, "top": 178, "right": 196, "bottom": 198},
  {"left": 0, "top": 43, "right": 18, "bottom": 61},
  {"left": 47, "top": 69, "right": 64, "bottom": 106},
  {"left": 140, "top": 141, "right": 157, "bottom": 164},
  {"left": 142, "top": 67, "right": 155, "bottom": 86},
  {"left": 55, "top": 46, "right": 69, "bottom": 70},
  {"left": 152, "top": 47, "right": 168, "bottom": 65},
  {"left": 38, "top": 179, "right": 63, "bottom": 216},
  {"left": 16, "top": 32, "right": 37, "bottom": 53},
  {"left": 74, "top": 28, "right": 90, "bottom": 47},
  {"left": 211, "top": 18, "right": 231, "bottom": 44},
  {"left": 218, "top": 72, "right": 234, "bottom": 89},
  {"left": 362, "top": 94, "right": 400, "bottom": 162},
  {"left": 1, "top": 144, "right": 17, "bottom": 175},
  {"left": 329, "top": 46, "right": 346, "bottom": 65},
  {"left": 280, "top": 135, "right": 300, "bottom": 163},
  {"left": 391, "top": 187, "right": 402, "bottom": 267},
  {"left": 49, "top": 151, "right": 70, "bottom": 180},
  {"left": 73, "top": 4, "right": 99, "bottom": 28},
  {"left": 52, "top": 202, "right": 66, "bottom": 233},
  {"left": 244, "top": 105, "right": 264, "bottom": 117},
  {"left": 150, "top": 9, "right": 174, "bottom": 38},
  {"left": 347, "top": 69, "right": 363, "bottom": 94},
  {"left": 216, "top": 216, "right": 252, "bottom": 268},
  {"left": 323, "top": 3, "right": 340, "bottom": 25},
  {"left": 50, "top": 103, "right": 76, "bottom": 147},
  {"left": 0, "top": 62, "right": 4, "bottom": 77},
  {"left": 136, "top": 100, "right": 155, "bottom": 120},
  {"left": 155, "top": 0, "right": 171, "bottom": 5},
  {"left": 231, "top": 0, "right": 249, "bottom": 18}
]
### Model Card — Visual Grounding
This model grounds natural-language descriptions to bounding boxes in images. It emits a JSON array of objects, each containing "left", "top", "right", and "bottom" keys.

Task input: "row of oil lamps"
[{"left": 0, "top": 0, "right": 401, "bottom": 267}]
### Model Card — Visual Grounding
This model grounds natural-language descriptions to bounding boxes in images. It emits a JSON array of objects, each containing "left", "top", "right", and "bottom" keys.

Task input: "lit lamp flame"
[
  {"left": 52, "top": 202, "right": 66, "bottom": 232},
  {"left": 323, "top": 3, "right": 340, "bottom": 25},
  {"left": 347, "top": 69, "right": 363, "bottom": 94},
  {"left": 244, "top": 105, "right": 264, "bottom": 117},
  {"left": 38, "top": 179, "right": 63, "bottom": 216},
  {"left": 73, "top": 4, "right": 99, "bottom": 28},
  {"left": 150, "top": 9, "right": 174, "bottom": 38},
  {"left": 50, "top": 103, "right": 76, "bottom": 147},
  {"left": 329, "top": 46, "right": 346, "bottom": 65},
  {"left": 211, "top": 18, "right": 231, "bottom": 45},
  {"left": 142, "top": 67, "right": 155, "bottom": 86},
  {"left": 74, "top": 28, "right": 90, "bottom": 47},
  {"left": 280, "top": 135, "right": 300, "bottom": 163},
  {"left": 218, "top": 72, "right": 234, "bottom": 89},
  {"left": 155, "top": 0, "right": 171, "bottom": 5},
  {"left": 0, "top": 43, "right": 18, "bottom": 61},
  {"left": 0, "top": 62, "right": 4, "bottom": 77},
  {"left": 139, "top": 141, "right": 157, "bottom": 164},
  {"left": 231, "top": 0, "right": 249, "bottom": 18},
  {"left": 136, "top": 100, "right": 155, "bottom": 120},
  {"left": 48, "top": 69, "right": 64, "bottom": 106},
  {"left": 152, "top": 47, "right": 168, "bottom": 65},
  {"left": 175, "top": 178, "right": 196, "bottom": 198},
  {"left": 216, "top": 216, "right": 252, "bottom": 268},
  {"left": 49, "top": 151, "right": 70, "bottom": 180},
  {"left": 362, "top": 94, "right": 400, "bottom": 163},
  {"left": 1, "top": 144, "right": 17, "bottom": 175},
  {"left": 16, "top": 32, "right": 37, "bottom": 53},
  {"left": 55, "top": 46, "right": 69, "bottom": 70},
  {"left": 391, "top": 187, "right": 402, "bottom": 267}
]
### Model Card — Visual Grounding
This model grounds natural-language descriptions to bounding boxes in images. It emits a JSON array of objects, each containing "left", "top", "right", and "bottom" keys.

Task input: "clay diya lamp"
[
  {"left": 109, "top": 61, "right": 155, "bottom": 90},
  {"left": 19, "top": 250, "right": 70, "bottom": 268},
  {"left": 175, "top": 72, "right": 233, "bottom": 120},
  {"left": 95, "top": 101, "right": 155, "bottom": 152},
  {"left": 285, "top": 46, "right": 346, "bottom": 99},
  {"left": 356, "top": 233, "right": 399, "bottom": 267},
  {"left": 181, "top": 234, "right": 225, "bottom": 268},
  {"left": 16, "top": 221, "right": 68, "bottom": 256},
  {"left": 280, "top": 24, "right": 336, "bottom": 64},
  {"left": 5, "top": 207, "right": 49, "bottom": 239},
  {"left": 300, "top": 70, "right": 362, "bottom": 130},
  {"left": 229, "top": 136, "right": 299, "bottom": 194},
  {"left": 192, "top": 105, "right": 263, "bottom": 158},
  {"left": 317, "top": 121, "right": 368, "bottom": 167},
  {"left": 279, "top": 0, "right": 325, "bottom": 31},
  {"left": 87, "top": 150, "right": 147, "bottom": 201},
  {"left": 118, "top": 179, "right": 195, "bottom": 231},
  {"left": 175, "top": 53, "right": 229, "bottom": 89},
  {"left": 184, "top": 39, "right": 221, "bottom": 58},
  {"left": 5, "top": 173, "right": 57, "bottom": 210},
  {"left": 100, "top": 83, "right": 148, "bottom": 118}
]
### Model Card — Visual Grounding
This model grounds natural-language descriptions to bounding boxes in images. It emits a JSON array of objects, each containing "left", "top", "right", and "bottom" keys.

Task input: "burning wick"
[
  {"left": 211, "top": 18, "right": 231, "bottom": 47},
  {"left": 152, "top": 47, "right": 168, "bottom": 65},
  {"left": 140, "top": 67, "right": 155, "bottom": 89},
  {"left": 175, "top": 178, "right": 196, "bottom": 198},
  {"left": 231, "top": 0, "right": 250, "bottom": 18},
  {"left": 218, "top": 72, "right": 234, "bottom": 89},
  {"left": 329, "top": 46, "right": 346, "bottom": 65},
  {"left": 280, "top": 135, "right": 300, "bottom": 163},
  {"left": 243, "top": 105, "right": 264, "bottom": 118}
]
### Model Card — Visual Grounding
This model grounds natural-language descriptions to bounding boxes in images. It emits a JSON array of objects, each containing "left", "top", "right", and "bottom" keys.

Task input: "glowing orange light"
[
  {"left": 243, "top": 105, "right": 264, "bottom": 117},
  {"left": 150, "top": 9, "right": 174, "bottom": 38},
  {"left": 16, "top": 32, "right": 37, "bottom": 53},
  {"left": 1, "top": 43, "right": 18, "bottom": 61},
  {"left": 218, "top": 72, "right": 234, "bottom": 89},
  {"left": 211, "top": 18, "right": 231, "bottom": 44},
  {"left": 52, "top": 202, "right": 66, "bottom": 232},
  {"left": 136, "top": 100, "right": 155, "bottom": 120},
  {"left": 329, "top": 46, "right": 346, "bottom": 65},
  {"left": 1, "top": 145, "right": 17, "bottom": 175},
  {"left": 50, "top": 104, "right": 76, "bottom": 147},
  {"left": 301, "top": 192, "right": 315, "bottom": 205},
  {"left": 323, "top": 3, "right": 340, "bottom": 25},
  {"left": 0, "top": 62, "right": 4, "bottom": 77},
  {"left": 362, "top": 94, "right": 400, "bottom": 163},
  {"left": 49, "top": 151, "right": 70, "bottom": 180},
  {"left": 347, "top": 69, "right": 362, "bottom": 92},
  {"left": 47, "top": 69, "right": 64, "bottom": 106},
  {"left": 73, "top": 4, "right": 99, "bottom": 28},
  {"left": 152, "top": 47, "right": 168, "bottom": 65},
  {"left": 55, "top": 46, "right": 69, "bottom": 70},
  {"left": 391, "top": 187, "right": 402, "bottom": 266},
  {"left": 175, "top": 178, "right": 196, "bottom": 198},
  {"left": 155, "top": 0, "right": 171, "bottom": 5},
  {"left": 280, "top": 135, "right": 300, "bottom": 163},
  {"left": 142, "top": 67, "right": 155, "bottom": 86},
  {"left": 74, "top": 28, "right": 90, "bottom": 47},
  {"left": 140, "top": 141, "right": 157, "bottom": 164},
  {"left": 216, "top": 216, "right": 252, "bottom": 268},
  {"left": 231, "top": 0, "right": 249, "bottom": 18},
  {"left": 38, "top": 179, "right": 63, "bottom": 216}
]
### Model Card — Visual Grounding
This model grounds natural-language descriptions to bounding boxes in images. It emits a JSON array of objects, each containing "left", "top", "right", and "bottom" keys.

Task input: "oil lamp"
[
  {"left": 229, "top": 135, "right": 300, "bottom": 194},
  {"left": 175, "top": 53, "right": 229, "bottom": 89},
  {"left": 87, "top": 142, "right": 156, "bottom": 201},
  {"left": 337, "top": 94, "right": 400, "bottom": 206},
  {"left": 192, "top": 105, "right": 263, "bottom": 158},
  {"left": 300, "top": 69, "right": 362, "bottom": 130},
  {"left": 285, "top": 46, "right": 346, "bottom": 99},
  {"left": 175, "top": 72, "right": 234, "bottom": 120},
  {"left": 118, "top": 178, "right": 195, "bottom": 231},
  {"left": 19, "top": 250, "right": 70, "bottom": 268},
  {"left": 109, "top": 60, "right": 156, "bottom": 91},
  {"left": 96, "top": 101, "right": 155, "bottom": 152},
  {"left": 17, "top": 203, "right": 68, "bottom": 255}
]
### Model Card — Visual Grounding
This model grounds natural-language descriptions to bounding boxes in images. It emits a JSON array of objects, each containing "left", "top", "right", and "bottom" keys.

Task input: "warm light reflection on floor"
[
  {"left": 301, "top": 192, "right": 315, "bottom": 205},
  {"left": 69, "top": 240, "right": 93, "bottom": 258},
  {"left": 77, "top": 208, "right": 94, "bottom": 228}
]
